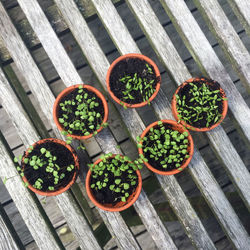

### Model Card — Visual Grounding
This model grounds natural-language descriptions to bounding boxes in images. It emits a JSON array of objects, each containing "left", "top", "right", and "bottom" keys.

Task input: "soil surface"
[
  {"left": 177, "top": 78, "right": 223, "bottom": 128},
  {"left": 57, "top": 88, "right": 104, "bottom": 136},
  {"left": 109, "top": 58, "right": 159, "bottom": 104},
  {"left": 23, "top": 140, "right": 76, "bottom": 192},
  {"left": 143, "top": 124, "right": 190, "bottom": 172},
  {"left": 90, "top": 158, "right": 138, "bottom": 205}
]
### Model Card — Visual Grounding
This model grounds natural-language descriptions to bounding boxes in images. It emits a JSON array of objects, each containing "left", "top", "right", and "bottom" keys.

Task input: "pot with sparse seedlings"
[
  {"left": 106, "top": 53, "right": 161, "bottom": 108},
  {"left": 86, "top": 153, "right": 142, "bottom": 212},
  {"left": 17, "top": 138, "right": 79, "bottom": 196},
  {"left": 137, "top": 120, "right": 194, "bottom": 175},
  {"left": 172, "top": 77, "right": 228, "bottom": 131},
  {"left": 53, "top": 84, "right": 109, "bottom": 140}
]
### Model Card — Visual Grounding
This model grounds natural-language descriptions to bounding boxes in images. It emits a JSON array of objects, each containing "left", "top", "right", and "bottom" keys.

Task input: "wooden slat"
[
  {"left": 0, "top": 68, "right": 101, "bottom": 250},
  {"left": 92, "top": 0, "right": 250, "bottom": 249},
  {"left": 0, "top": 7, "right": 102, "bottom": 248},
  {"left": 54, "top": 0, "right": 216, "bottom": 249},
  {"left": 158, "top": 0, "right": 250, "bottom": 143},
  {"left": 14, "top": 1, "right": 141, "bottom": 249},
  {"left": 228, "top": 0, "right": 250, "bottom": 37},
  {"left": 159, "top": 0, "right": 250, "bottom": 211},
  {"left": 194, "top": 0, "right": 250, "bottom": 93},
  {"left": 0, "top": 203, "right": 23, "bottom": 250}
]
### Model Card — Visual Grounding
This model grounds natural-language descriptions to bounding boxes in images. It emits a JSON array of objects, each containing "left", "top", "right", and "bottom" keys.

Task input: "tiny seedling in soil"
[
  {"left": 13, "top": 140, "right": 77, "bottom": 192},
  {"left": 109, "top": 58, "right": 160, "bottom": 106},
  {"left": 175, "top": 78, "right": 227, "bottom": 128},
  {"left": 57, "top": 85, "right": 108, "bottom": 138},
  {"left": 89, "top": 153, "right": 142, "bottom": 205},
  {"left": 138, "top": 121, "right": 190, "bottom": 172}
]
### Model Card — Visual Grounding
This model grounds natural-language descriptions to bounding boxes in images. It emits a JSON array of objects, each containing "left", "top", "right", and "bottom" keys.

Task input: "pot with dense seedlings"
[
  {"left": 15, "top": 138, "right": 79, "bottom": 196},
  {"left": 106, "top": 53, "right": 161, "bottom": 108},
  {"left": 53, "top": 84, "right": 109, "bottom": 140},
  {"left": 138, "top": 120, "right": 194, "bottom": 175},
  {"left": 86, "top": 153, "right": 142, "bottom": 212},
  {"left": 172, "top": 77, "right": 228, "bottom": 131}
]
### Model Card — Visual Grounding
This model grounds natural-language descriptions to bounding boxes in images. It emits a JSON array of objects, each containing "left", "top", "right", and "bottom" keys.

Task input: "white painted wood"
[
  {"left": 0, "top": 67, "right": 101, "bottom": 250},
  {"left": 0, "top": 215, "right": 19, "bottom": 250},
  {"left": 123, "top": 0, "right": 250, "bottom": 248},
  {"left": 228, "top": 0, "right": 250, "bottom": 37},
  {"left": 54, "top": 0, "right": 216, "bottom": 249},
  {"left": 158, "top": 0, "right": 250, "bottom": 142},
  {"left": 194, "top": 0, "right": 250, "bottom": 93},
  {"left": 158, "top": 0, "right": 250, "bottom": 211}
]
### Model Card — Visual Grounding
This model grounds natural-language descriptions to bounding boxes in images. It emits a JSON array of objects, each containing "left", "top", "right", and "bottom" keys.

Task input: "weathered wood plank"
[
  {"left": 15, "top": 1, "right": 141, "bottom": 249},
  {"left": 159, "top": 0, "right": 250, "bottom": 143},
  {"left": 118, "top": 0, "right": 250, "bottom": 249},
  {"left": 0, "top": 203, "right": 23, "bottom": 250},
  {"left": 228, "top": 0, "right": 250, "bottom": 37},
  {"left": 194, "top": 0, "right": 250, "bottom": 93},
  {"left": 54, "top": 0, "right": 217, "bottom": 249},
  {"left": 0, "top": 39, "right": 101, "bottom": 250},
  {"left": 0, "top": 138, "right": 62, "bottom": 249},
  {"left": 159, "top": 0, "right": 250, "bottom": 211}
]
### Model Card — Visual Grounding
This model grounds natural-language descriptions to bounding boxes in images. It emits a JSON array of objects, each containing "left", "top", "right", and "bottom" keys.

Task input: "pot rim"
[
  {"left": 22, "top": 138, "right": 79, "bottom": 196},
  {"left": 53, "top": 84, "right": 109, "bottom": 140},
  {"left": 106, "top": 53, "right": 161, "bottom": 108},
  {"left": 171, "top": 77, "right": 228, "bottom": 132},
  {"left": 85, "top": 154, "right": 142, "bottom": 212},
  {"left": 138, "top": 119, "right": 194, "bottom": 175}
]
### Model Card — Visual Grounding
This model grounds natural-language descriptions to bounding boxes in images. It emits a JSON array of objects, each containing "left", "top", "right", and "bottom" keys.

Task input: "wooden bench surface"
[{"left": 0, "top": 0, "right": 249, "bottom": 249}]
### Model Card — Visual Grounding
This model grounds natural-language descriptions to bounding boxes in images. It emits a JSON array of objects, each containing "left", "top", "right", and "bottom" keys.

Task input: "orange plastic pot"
[
  {"left": 86, "top": 154, "right": 142, "bottom": 212},
  {"left": 172, "top": 77, "right": 228, "bottom": 132},
  {"left": 21, "top": 138, "right": 79, "bottom": 196},
  {"left": 53, "top": 84, "right": 109, "bottom": 140},
  {"left": 106, "top": 53, "right": 161, "bottom": 108},
  {"left": 138, "top": 120, "right": 194, "bottom": 175}
]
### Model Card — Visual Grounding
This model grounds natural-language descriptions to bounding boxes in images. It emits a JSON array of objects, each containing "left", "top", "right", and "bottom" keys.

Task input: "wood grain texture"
[
  {"left": 57, "top": 0, "right": 217, "bottom": 248},
  {"left": 16, "top": 0, "right": 82, "bottom": 85},
  {"left": 159, "top": 0, "right": 250, "bottom": 211},
  {"left": 0, "top": 1, "right": 61, "bottom": 139},
  {"left": 15, "top": 0, "right": 140, "bottom": 248},
  {"left": 194, "top": 0, "right": 250, "bottom": 93},
  {"left": 0, "top": 68, "right": 101, "bottom": 250},
  {"left": 228, "top": 0, "right": 250, "bottom": 37},
  {"left": 123, "top": 0, "right": 250, "bottom": 248},
  {"left": 0, "top": 204, "right": 21, "bottom": 250},
  {"left": 159, "top": 0, "right": 250, "bottom": 142}
]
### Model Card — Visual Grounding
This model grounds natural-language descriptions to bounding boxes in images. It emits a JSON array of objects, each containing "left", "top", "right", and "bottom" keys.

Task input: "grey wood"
[
  {"left": 15, "top": 1, "right": 141, "bottom": 248},
  {"left": 158, "top": 0, "right": 250, "bottom": 211},
  {"left": 159, "top": 0, "right": 250, "bottom": 143},
  {"left": 228, "top": 0, "right": 250, "bottom": 37},
  {"left": 0, "top": 213, "right": 19, "bottom": 250},
  {"left": 94, "top": 0, "right": 250, "bottom": 249},
  {"left": 0, "top": 85, "right": 61, "bottom": 250},
  {"left": 194, "top": 0, "right": 250, "bottom": 93},
  {"left": 54, "top": 0, "right": 217, "bottom": 249},
  {"left": 0, "top": 9, "right": 103, "bottom": 248}
]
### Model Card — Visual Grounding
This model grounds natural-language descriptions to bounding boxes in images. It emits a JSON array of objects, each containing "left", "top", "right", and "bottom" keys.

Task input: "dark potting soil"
[
  {"left": 109, "top": 58, "right": 159, "bottom": 104},
  {"left": 177, "top": 78, "right": 223, "bottom": 128},
  {"left": 57, "top": 88, "right": 105, "bottom": 136},
  {"left": 90, "top": 159, "right": 138, "bottom": 205},
  {"left": 23, "top": 140, "right": 77, "bottom": 192},
  {"left": 143, "top": 124, "right": 191, "bottom": 172}
]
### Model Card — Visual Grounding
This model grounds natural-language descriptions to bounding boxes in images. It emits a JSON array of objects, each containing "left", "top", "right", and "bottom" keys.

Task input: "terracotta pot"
[
  {"left": 22, "top": 138, "right": 79, "bottom": 196},
  {"left": 86, "top": 154, "right": 142, "bottom": 212},
  {"left": 138, "top": 120, "right": 194, "bottom": 175},
  {"left": 53, "top": 84, "right": 109, "bottom": 140},
  {"left": 171, "top": 77, "right": 228, "bottom": 132},
  {"left": 106, "top": 53, "right": 161, "bottom": 108}
]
